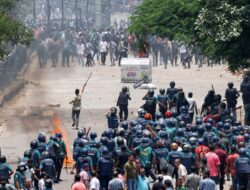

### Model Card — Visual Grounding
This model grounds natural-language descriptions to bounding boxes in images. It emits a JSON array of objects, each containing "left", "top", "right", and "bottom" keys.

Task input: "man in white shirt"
[
  {"left": 77, "top": 41, "right": 85, "bottom": 66},
  {"left": 99, "top": 38, "right": 108, "bottom": 65},
  {"left": 89, "top": 171, "right": 100, "bottom": 190},
  {"left": 175, "top": 159, "right": 187, "bottom": 183},
  {"left": 187, "top": 92, "right": 198, "bottom": 123}
]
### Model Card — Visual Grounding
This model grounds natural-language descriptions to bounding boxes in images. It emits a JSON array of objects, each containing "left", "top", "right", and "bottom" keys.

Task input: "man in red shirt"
[
  {"left": 205, "top": 145, "right": 221, "bottom": 185},
  {"left": 195, "top": 138, "right": 210, "bottom": 161},
  {"left": 215, "top": 142, "right": 227, "bottom": 190},
  {"left": 71, "top": 174, "right": 87, "bottom": 190},
  {"left": 226, "top": 146, "right": 239, "bottom": 190}
]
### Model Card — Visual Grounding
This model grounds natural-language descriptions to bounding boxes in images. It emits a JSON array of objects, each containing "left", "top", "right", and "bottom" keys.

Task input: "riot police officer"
[
  {"left": 157, "top": 88, "right": 169, "bottom": 117},
  {"left": 180, "top": 144, "right": 196, "bottom": 174},
  {"left": 30, "top": 140, "right": 41, "bottom": 169},
  {"left": 235, "top": 148, "right": 250, "bottom": 189},
  {"left": 106, "top": 107, "right": 119, "bottom": 130},
  {"left": 225, "top": 82, "right": 239, "bottom": 120},
  {"left": 142, "top": 89, "right": 157, "bottom": 121},
  {"left": 117, "top": 86, "right": 131, "bottom": 121},
  {"left": 166, "top": 81, "right": 178, "bottom": 108},
  {"left": 39, "top": 151, "right": 56, "bottom": 180},
  {"left": 0, "top": 155, "right": 13, "bottom": 183},
  {"left": 56, "top": 132, "right": 67, "bottom": 182}
]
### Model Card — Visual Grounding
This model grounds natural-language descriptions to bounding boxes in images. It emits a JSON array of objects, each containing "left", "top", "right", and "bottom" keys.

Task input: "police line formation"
[{"left": 1, "top": 78, "right": 250, "bottom": 190}]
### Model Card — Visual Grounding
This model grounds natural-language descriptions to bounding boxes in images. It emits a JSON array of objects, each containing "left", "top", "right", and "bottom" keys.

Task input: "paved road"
[{"left": 0, "top": 57, "right": 242, "bottom": 189}]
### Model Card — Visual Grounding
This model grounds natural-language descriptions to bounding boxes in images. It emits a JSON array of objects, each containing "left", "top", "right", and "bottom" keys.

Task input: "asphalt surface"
[{"left": 0, "top": 56, "right": 243, "bottom": 189}]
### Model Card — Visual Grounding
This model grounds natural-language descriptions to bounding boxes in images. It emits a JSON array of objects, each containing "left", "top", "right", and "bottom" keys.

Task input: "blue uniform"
[{"left": 39, "top": 158, "right": 55, "bottom": 178}]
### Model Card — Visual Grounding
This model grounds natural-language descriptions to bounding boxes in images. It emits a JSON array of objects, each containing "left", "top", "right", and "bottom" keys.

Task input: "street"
[{"left": 0, "top": 57, "right": 242, "bottom": 189}]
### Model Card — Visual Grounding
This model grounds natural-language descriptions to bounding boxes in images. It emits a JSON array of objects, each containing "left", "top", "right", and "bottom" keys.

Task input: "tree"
[
  {"left": 128, "top": 0, "right": 250, "bottom": 72},
  {"left": 0, "top": 0, "right": 32, "bottom": 58}
]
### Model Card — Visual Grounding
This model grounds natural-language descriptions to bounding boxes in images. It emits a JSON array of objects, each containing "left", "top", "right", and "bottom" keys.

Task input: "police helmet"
[
  {"left": 90, "top": 132, "right": 97, "bottom": 139},
  {"left": 78, "top": 130, "right": 85, "bottom": 138},
  {"left": 232, "top": 126, "right": 239, "bottom": 134},
  {"left": 183, "top": 144, "right": 191, "bottom": 152},
  {"left": 207, "top": 118, "right": 214, "bottom": 125},
  {"left": 101, "top": 147, "right": 109, "bottom": 156},
  {"left": 191, "top": 124, "right": 197, "bottom": 132},
  {"left": 0, "top": 155, "right": 6, "bottom": 163},
  {"left": 205, "top": 123, "right": 212, "bottom": 131},
  {"left": 41, "top": 151, "right": 50, "bottom": 159},
  {"left": 30, "top": 140, "right": 38, "bottom": 149},
  {"left": 120, "top": 121, "right": 129, "bottom": 130},
  {"left": 189, "top": 137, "right": 197, "bottom": 145},
  {"left": 180, "top": 106, "right": 188, "bottom": 113},
  {"left": 148, "top": 89, "right": 154, "bottom": 97},
  {"left": 118, "top": 128, "right": 125, "bottom": 136},
  {"left": 23, "top": 150, "right": 32, "bottom": 158},
  {"left": 228, "top": 82, "right": 234, "bottom": 88},
  {"left": 158, "top": 118, "right": 166, "bottom": 129},
  {"left": 244, "top": 133, "right": 250, "bottom": 142},
  {"left": 117, "top": 137, "right": 124, "bottom": 146},
  {"left": 197, "top": 125, "right": 205, "bottom": 135},
  {"left": 100, "top": 137, "right": 108, "bottom": 145},
  {"left": 177, "top": 128, "right": 184, "bottom": 136},
  {"left": 50, "top": 135, "right": 58, "bottom": 142},
  {"left": 212, "top": 136, "right": 219, "bottom": 143},
  {"left": 168, "top": 118, "right": 176, "bottom": 128},
  {"left": 56, "top": 132, "right": 62, "bottom": 139},
  {"left": 138, "top": 108, "right": 146, "bottom": 117},
  {"left": 110, "top": 107, "right": 117, "bottom": 114},
  {"left": 38, "top": 133, "right": 46, "bottom": 142},
  {"left": 159, "top": 131, "right": 169, "bottom": 140},
  {"left": 170, "top": 81, "right": 175, "bottom": 87},
  {"left": 107, "top": 128, "right": 114, "bottom": 138},
  {"left": 122, "top": 86, "right": 128, "bottom": 92},
  {"left": 239, "top": 148, "right": 247, "bottom": 157},
  {"left": 136, "top": 130, "right": 143, "bottom": 138},
  {"left": 216, "top": 122, "right": 224, "bottom": 130},
  {"left": 156, "top": 112, "right": 163, "bottom": 120},
  {"left": 198, "top": 138, "right": 204, "bottom": 145},
  {"left": 130, "top": 120, "right": 138, "bottom": 127},
  {"left": 159, "top": 88, "right": 165, "bottom": 95},
  {"left": 223, "top": 123, "right": 231, "bottom": 130},
  {"left": 141, "top": 137, "right": 151, "bottom": 147},
  {"left": 131, "top": 127, "right": 137, "bottom": 133},
  {"left": 176, "top": 116, "right": 183, "bottom": 123},
  {"left": 17, "top": 162, "right": 27, "bottom": 172},
  {"left": 196, "top": 118, "right": 203, "bottom": 125},
  {"left": 143, "top": 130, "right": 151, "bottom": 138},
  {"left": 178, "top": 121, "right": 186, "bottom": 128}
]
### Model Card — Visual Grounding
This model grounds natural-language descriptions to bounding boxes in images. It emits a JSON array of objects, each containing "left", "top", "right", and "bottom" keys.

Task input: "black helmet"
[
  {"left": 159, "top": 88, "right": 165, "bottom": 95},
  {"left": 24, "top": 150, "right": 32, "bottom": 158},
  {"left": 120, "top": 121, "right": 128, "bottom": 130},
  {"left": 50, "top": 135, "right": 58, "bottom": 142},
  {"left": 117, "top": 137, "right": 124, "bottom": 146},
  {"left": 56, "top": 132, "right": 62, "bottom": 139},
  {"left": 239, "top": 148, "right": 247, "bottom": 157},
  {"left": 17, "top": 162, "right": 27, "bottom": 172},
  {"left": 41, "top": 151, "right": 50, "bottom": 159},
  {"left": 122, "top": 86, "right": 128, "bottom": 92},
  {"left": 90, "top": 132, "right": 97, "bottom": 139},
  {"left": 228, "top": 82, "right": 234, "bottom": 88},
  {"left": 138, "top": 108, "right": 146, "bottom": 117},
  {"left": 110, "top": 107, "right": 117, "bottom": 114},
  {"left": 130, "top": 120, "right": 138, "bottom": 127},
  {"left": 102, "top": 147, "right": 109, "bottom": 156},
  {"left": 170, "top": 81, "right": 175, "bottom": 87},
  {"left": 0, "top": 155, "right": 6, "bottom": 163},
  {"left": 78, "top": 130, "right": 85, "bottom": 138},
  {"left": 148, "top": 89, "right": 154, "bottom": 97},
  {"left": 156, "top": 112, "right": 163, "bottom": 120},
  {"left": 38, "top": 133, "right": 46, "bottom": 142},
  {"left": 183, "top": 144, "right": 191, "bottom": 152},
  {"left": 100, "top": 137, "right": 108, "bottom": 145},
  {"left": 30, "top": 140, "right": 38, "bottom": 149}
]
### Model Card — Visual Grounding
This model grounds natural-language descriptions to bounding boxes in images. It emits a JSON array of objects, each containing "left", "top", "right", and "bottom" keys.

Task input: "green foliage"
[
  {"left": 0, "top": 0, "right": 32, "bottom": 58},
  {"left": 129, "top": 0, "right": 250, "bottom": 71}
]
